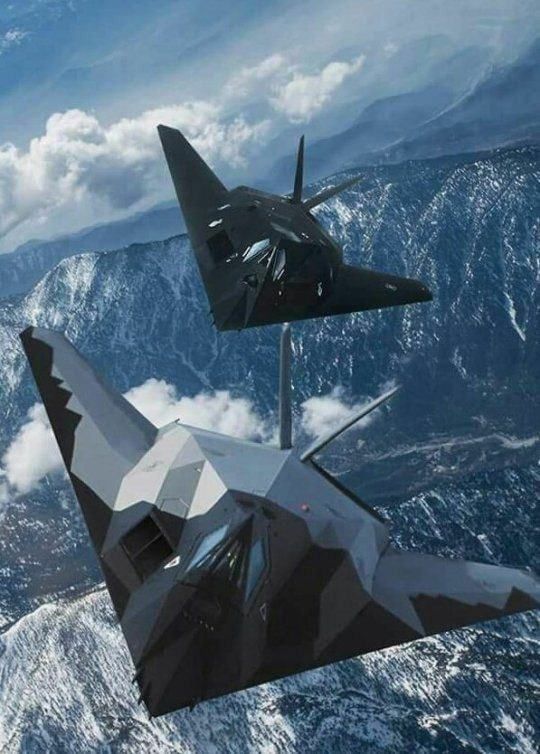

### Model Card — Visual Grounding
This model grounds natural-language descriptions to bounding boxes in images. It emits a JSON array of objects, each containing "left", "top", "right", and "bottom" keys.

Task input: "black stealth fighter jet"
[
  {"left": 20, "top": 325, "right": 539, "bottom": 716},
  {"left": 158, "top": 126, "right": 432, "bottom": 330}
]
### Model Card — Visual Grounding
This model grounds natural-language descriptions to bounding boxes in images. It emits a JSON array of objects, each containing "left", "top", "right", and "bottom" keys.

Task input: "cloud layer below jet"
[
  {"left": 0, "top": 377, "right": 381, "bottom": 500},
  {"left": 270, "top": 56, "right": 365, "bottom": 122}
]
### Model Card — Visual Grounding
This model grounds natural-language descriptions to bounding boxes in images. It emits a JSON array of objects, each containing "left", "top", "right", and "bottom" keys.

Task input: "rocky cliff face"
[{"left": 0, "top": 146, "right": 538, "bottom": 752}]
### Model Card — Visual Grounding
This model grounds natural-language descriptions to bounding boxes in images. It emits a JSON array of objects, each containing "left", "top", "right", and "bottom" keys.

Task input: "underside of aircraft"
[
  {"left": 20, "top": 325, "right": 539, "bottom": 716},
  {"left": 158, "top": 126, "right": 432, "bottom": 330}
]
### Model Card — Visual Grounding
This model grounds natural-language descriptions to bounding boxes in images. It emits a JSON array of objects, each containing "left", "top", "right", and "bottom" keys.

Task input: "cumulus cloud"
[
  {"left": 270, "top": 55, "right": 365, "bottom": 122},
  {"left": 0, "top": 376, "right": 387, "bottom": 499},
  {"left": 299, "top": 386, "right": 380, "bottom": 439},
  {"left": 0, "top": 403, "right": 62, "bottom": 495},
  {"left": 0, "top": 379, "right": 272, "bottom": 498},
  {"left": 0, "top": 51, "right": 368, "bottom": 246},
  {"left": 224, "top": 54, "right": 289, "bottom": 100},
  {"left": 225, "top": 53, "right": 366, "bottom": 123},
  {"left": 0, "top": 101, "right": 269, "bottom": 241},
  {"left": 124, "top": 378, "right": 270, "bottom": 440}
]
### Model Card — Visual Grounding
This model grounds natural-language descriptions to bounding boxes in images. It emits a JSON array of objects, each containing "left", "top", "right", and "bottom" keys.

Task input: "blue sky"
[{"left": 0, "top": 0, "right": 538, "bottom": 251}]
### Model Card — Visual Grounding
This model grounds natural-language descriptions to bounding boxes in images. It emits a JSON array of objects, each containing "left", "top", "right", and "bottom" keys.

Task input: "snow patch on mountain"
[
  {"left": 0, "top": 146, "right": 538, "bottom": 750},
  {"left": 0, "top": 587, "right": 537, "bottom": 753}
]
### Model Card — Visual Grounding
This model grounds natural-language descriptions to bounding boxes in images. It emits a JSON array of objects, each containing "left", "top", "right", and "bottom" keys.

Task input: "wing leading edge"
[
  {"left": 20, "top": 327, "right": 157, "bottom": 553},
  {"left": 157, "top": 124, "right": 228, "bottom": 248}
]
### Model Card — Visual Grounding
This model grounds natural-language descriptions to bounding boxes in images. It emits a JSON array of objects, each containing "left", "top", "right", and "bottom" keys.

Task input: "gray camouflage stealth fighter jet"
[
  {"left": 21, "top": 325, "right": 539, "bottom": 716},
  {"left": 158, "top": 126, "right": 432, "bottom": 330}
]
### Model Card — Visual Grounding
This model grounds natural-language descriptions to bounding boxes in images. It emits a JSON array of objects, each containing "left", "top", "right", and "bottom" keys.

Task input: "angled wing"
[
  {"left": 372, "top": 547, "right": 539, "bottom": 638},
  {"left": 20, "top": 327, "right": 201, "bottom": 705},
  {"left": 320, "top": 263, "right": 432, "bottom": 315},
  {"left": 20, "top": 326, "right": 157, "bottom": 553},
  {"left": 158, "top": 124, "right": 243, "bottom": 327},
  {"left": 298, "top": 549, "right": 539, "bottom": 677},
  {"left": 158, "top": 125, "right": 229, "bottom": 248}
]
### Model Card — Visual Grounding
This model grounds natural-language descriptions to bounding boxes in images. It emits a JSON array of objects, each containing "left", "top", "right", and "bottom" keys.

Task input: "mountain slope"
[
  {"left": 269, "top": 84, "right": 456, "bottom": 186},
  {"left": 1, "top": 463, "right": 538, "bottom": 752},
  {"left": 273, "top": 39, "right": 540, "bottom": 184},
  {"left": 384, "top": 38, "right": 540, "bottom": 163},
  {"left": 0, "top": 204, "right": 183, "bottom": 299},
  {"left": 0, "top": 145, "right": 538, "bottom": 751}
]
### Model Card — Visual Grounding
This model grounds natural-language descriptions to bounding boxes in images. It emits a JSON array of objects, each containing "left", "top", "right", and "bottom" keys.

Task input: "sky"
[{"left": 0, "top": 0, "right": 538, "bottom": 252}]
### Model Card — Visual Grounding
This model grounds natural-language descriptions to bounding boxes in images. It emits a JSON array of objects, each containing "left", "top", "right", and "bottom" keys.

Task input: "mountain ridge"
[
  {"left": 0, "top": 144, "right": 538, "bottom": 751},
  {"left": 0, "top": 203, "right": 183, "bottom": 299},
  {"left": 269, "top": 39, "right": 540, "bottom": 186}
]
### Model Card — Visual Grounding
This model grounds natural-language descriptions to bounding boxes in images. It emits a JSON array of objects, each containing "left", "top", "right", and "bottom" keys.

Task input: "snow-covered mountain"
[
  {"left": 0, "top": 465, "right": 538, "bottom": 753},
  {"left": 271, "top": 39, "right": 540, "bottom": 185},
  {"left": 0, "top": 146, "right": 538, "bottom": 752},
  {"left": 1, "top": 146, "right": 537, "bottom": 482},
  {"left": 0, "top": 204, "right": 183, "bottom": 300}
]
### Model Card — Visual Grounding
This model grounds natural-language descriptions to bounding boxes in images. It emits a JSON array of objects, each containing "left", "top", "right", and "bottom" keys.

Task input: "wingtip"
[
  {"left": 157, "top": 124, "right": 186, "bottom": 145},
  {"left": 19, "top": 325, "right": 52, "bottom": 347},
  {"left": 414, "top": 282, "right": 433, "bottom": 303},
  {"left": 20, "top": 325, "right": 67, "bottom": 346}
]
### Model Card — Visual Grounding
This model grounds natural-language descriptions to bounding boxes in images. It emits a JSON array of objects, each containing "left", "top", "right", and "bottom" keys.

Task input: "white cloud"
[
  {"left": 270, "top": 55, "right": 365, "bottom": 122},
  {"left": 299, "top": 386, "right": 379, "bottom": 439},
  {"left": 0, "top": 379, "right": 272, "bottom": 497},
  {"left": 0, "top": 376, "right": 390, "bottom": 498},
  {"left": 0, "top": 403, "right": 62, "bottom": 495},
  {"left": 225, "top": 54, "right": 366, "bottom": 123},
  {"left": 0, "top": 29, "right": 29, "bottom": 55},
  {"left": 383, "top": 41, "right": 398, "bottom": 57},
  {"left": 124, "top": 378, "right": 270, "bottom": 440},
  {"left": 0, "top": 51, "right": 369, "bottom": 247},
  {"left": 0, "top": 102, "right": 269, "bottom": 241},
  {"left": 224, "top": 54, "right": 289, "bottom": 100}
]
